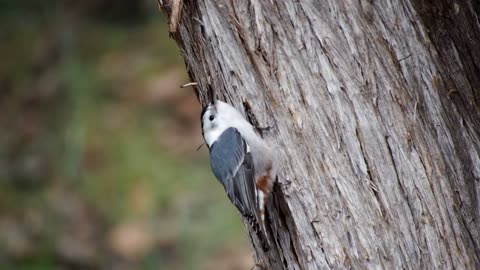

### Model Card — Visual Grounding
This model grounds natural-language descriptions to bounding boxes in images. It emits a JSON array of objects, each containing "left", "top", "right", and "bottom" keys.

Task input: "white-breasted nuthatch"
[{"left": 201, "top": 100, "right": 276, "bottom": 250}]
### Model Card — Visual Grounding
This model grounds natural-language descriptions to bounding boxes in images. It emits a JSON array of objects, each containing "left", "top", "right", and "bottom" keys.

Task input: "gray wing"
[{"left": 209, "top": 127, "right": 258, "bottom": 220}]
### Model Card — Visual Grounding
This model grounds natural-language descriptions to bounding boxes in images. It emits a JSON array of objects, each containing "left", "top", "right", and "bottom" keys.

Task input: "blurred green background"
[{"left": 0, "top": 1, "right": 251, "bottom": 269}]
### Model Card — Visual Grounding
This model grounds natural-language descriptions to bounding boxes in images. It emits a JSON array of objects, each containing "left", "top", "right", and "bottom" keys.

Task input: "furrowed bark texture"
[{"left": 161, "top": 0, "right": 480, "bottom": 269}]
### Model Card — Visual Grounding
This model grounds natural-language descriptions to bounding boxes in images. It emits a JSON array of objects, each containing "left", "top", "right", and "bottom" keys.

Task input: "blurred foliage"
[{"left": 0, "top": 1, "right": 250, "bottom": 269}]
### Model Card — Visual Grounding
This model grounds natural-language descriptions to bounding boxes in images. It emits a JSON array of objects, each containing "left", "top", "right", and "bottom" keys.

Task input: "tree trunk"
[{"left": 160, "top": 0, "right": 480, "bottom": 268}]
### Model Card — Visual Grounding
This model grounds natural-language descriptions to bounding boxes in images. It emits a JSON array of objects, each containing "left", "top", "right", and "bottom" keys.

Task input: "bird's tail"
[
  {"left": 247, "top": 212, "right": 270, "bottom": 251},
  {"left": 255, "top": 172, "right": 274, "bottom": 251},
  {"left": 258, "top": 189, "right": 271, "bottom": 250}
]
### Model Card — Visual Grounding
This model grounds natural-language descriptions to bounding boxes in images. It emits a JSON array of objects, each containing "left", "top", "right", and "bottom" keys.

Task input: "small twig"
[
  {"left": 398, "top": 53, "right": 412, "bottom": 62},
  {"left": 447, "top": 89, "right": 458, "bottom": 96},
  {"left": 193, "top": 17, "right": 204, "bottom": 26},
  {"left": 196, "top": 143, "right": 205, "bottom": 151},
  {"left": 180, "top": 82, "right": 198, "bottom": 88}
]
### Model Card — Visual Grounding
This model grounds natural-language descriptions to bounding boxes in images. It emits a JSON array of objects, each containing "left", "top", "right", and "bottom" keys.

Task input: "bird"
[{"left": 201, "top": 100, "right": 276, "bottom": 250}]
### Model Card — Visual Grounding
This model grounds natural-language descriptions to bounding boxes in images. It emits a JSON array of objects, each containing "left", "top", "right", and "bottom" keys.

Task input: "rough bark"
[{"left": 160, "top": 0, "right": 480, "bottom": 269}]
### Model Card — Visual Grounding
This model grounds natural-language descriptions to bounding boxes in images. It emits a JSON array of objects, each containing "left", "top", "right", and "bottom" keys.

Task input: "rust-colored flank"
[{"left": 256, "top": 160, "right": 273, "bottom": 193}]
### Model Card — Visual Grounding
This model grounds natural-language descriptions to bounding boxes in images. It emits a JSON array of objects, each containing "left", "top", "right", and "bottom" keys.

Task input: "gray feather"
[{"left": 209, "top": 128, "right": 258, "bottom": 218}]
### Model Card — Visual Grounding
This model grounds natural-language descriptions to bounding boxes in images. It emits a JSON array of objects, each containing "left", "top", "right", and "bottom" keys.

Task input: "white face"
[
  {"left": 201, "top": 100, "right": 255, "bottom": 147},
  {"left": 201, "top": 104, "right": 228, "bottom": 147}
]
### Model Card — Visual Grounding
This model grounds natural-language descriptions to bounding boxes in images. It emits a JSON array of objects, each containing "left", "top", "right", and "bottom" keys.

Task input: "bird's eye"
[{"left": 209, "top": 115, "right": 215, "bottom": 121}]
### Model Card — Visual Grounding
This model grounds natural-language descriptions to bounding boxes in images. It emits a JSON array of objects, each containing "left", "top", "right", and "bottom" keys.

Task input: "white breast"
[{"left": 204, "top": 127, "right": 224, "bottom": 147}]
